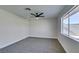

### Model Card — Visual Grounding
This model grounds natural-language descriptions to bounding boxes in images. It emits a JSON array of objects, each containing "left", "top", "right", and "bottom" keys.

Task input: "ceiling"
[{"left": 0, "top": 5, "right": 65, "bottom": 19}]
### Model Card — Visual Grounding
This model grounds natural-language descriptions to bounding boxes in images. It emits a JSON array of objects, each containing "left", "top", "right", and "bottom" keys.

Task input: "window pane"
[
  {"left": 70, "top": 12, "right": 79, "bottom": 38},
  {"left": 63, "top": 18, "right": 68, "bottom": 35}
]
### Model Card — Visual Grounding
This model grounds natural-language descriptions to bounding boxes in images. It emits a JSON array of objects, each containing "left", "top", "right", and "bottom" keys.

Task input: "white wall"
[
  {"left": 58, "top": 5, "right": 79, "bottom": 53},
  {"left": 29, "top": 18, "right": 57, "bottom": 38},
  {"left": 0, "top": 8, "right": 58, "bottom": 49},
  {"left": 0, "top": 9, "right": 29, "bottom": 49}
]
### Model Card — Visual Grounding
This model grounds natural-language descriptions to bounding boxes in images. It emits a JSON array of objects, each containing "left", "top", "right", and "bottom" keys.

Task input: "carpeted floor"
[{"left": 0, "top": 37, "right": 65, "bottom": 53}]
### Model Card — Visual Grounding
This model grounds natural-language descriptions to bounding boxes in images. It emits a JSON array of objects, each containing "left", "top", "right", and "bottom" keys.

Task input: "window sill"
[{"left": 61, "top": 33, "right": 79, "bottom": 42}]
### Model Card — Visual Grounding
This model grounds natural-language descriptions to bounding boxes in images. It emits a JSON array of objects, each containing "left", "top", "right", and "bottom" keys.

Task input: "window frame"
[{"left": 61, "top": 5, "right": 79, "bottom": 42}]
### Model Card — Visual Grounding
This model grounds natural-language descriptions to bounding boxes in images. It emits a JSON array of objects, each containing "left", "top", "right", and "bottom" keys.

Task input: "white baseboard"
[{"left": 29, "top": 36, "right": 58, "bottom": 39}]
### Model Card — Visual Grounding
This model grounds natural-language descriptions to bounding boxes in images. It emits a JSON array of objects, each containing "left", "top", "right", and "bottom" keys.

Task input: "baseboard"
[
  {"left": 57, "top": 38, "right": 67, "bottom": 53},
  {"left": 29, "top": 36, "right": 58, "bottom": 40}
]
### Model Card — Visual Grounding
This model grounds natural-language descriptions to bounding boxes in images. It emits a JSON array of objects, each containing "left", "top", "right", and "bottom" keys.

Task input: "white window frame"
[{"left": 61, "top": 5, "right": 79, "bottom": 42}]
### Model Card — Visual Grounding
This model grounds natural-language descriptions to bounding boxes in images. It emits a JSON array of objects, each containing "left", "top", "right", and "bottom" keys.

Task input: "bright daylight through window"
[{"left": 61, "top": 5, "right": 79, "bottom": 39}]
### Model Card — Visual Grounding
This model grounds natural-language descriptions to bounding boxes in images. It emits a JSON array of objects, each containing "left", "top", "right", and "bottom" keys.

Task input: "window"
[
  {"left": 62, "top": 17, "right": 69, "bottom": 35},
  {"left": 61, "top": 6, "right": 79, "bottom": 39},
  {"left": 70, "top": 12, "right": 79, "bottom": 38}
]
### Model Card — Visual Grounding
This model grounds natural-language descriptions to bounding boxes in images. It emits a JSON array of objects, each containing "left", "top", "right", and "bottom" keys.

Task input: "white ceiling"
[{"left": 0, "top": 5, "right": 65, "bottom": 19}]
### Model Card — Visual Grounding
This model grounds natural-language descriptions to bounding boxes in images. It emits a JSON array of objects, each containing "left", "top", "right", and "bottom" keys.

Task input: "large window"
[{"left": 61, "top": 6, "right": 79, "bottom": 39}]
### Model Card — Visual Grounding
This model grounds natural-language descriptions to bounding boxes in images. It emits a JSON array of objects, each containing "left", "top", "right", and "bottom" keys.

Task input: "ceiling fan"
[
  {"left": 31, "top": 12, "right": 44, "bottom": 17},
  {"left": 25, "top": 8, "right": 44, "bottom": 17}
]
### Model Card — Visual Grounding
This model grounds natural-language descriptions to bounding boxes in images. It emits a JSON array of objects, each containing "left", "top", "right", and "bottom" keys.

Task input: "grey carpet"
[{"left": 0, "top": 37, "right": 65, "bottom": 53}]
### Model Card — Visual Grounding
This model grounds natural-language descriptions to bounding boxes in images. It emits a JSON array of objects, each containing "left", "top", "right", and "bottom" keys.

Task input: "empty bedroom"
[{"left": 0, "top": 5, "right": 79, "bottom": 53}]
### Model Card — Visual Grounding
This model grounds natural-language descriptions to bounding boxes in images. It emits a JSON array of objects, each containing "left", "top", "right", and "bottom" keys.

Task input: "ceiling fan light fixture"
[{"left": 35, "top": 17, "right": 39, "bottom": 20}]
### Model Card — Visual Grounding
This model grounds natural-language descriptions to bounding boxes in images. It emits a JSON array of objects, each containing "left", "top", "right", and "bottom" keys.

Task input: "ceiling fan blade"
[
  {"left": 31, "top": 13, "right": 36, "bottom": 17},
  {"left": 38, "top": 13, "right": 44, "bottom": 16}
]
